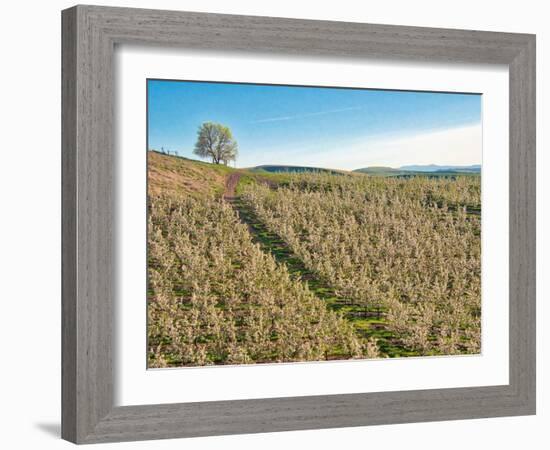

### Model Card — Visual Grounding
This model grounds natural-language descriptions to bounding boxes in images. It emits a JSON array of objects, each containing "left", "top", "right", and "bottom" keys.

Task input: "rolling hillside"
[
  {"left": 148, "top": 151, "right": 288, "bottom": 198},
  {"left": 148, "top": 151, "right": 235, "bottom": 197},
  {"left": 249, "top": 164, "right": 343, "bottom": 175},
  {"left": 353, "top": 166, "right": 402, "bottom": 176},
  {"left": 149, "top": 152, "right": 480, "bottom": 187}
]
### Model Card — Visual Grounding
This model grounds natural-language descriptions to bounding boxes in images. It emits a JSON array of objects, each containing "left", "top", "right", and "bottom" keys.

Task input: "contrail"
[{"left": 251, "top": 106, "right": 363, "bottom": 124}]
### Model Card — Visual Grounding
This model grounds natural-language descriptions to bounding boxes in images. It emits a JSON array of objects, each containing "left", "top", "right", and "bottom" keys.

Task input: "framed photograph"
[{"left": 62, "top": 5, "right": 536, "bottom": 444}]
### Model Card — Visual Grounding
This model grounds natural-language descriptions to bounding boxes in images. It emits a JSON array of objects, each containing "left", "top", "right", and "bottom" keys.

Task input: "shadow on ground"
[{"left": 35, "top": 422, "right": 60, "bottom": 438}]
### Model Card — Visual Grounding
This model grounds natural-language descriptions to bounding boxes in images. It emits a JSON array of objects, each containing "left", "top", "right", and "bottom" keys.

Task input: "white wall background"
[{"left": 0, "top": 1, "right": 546, "bottom": 448}]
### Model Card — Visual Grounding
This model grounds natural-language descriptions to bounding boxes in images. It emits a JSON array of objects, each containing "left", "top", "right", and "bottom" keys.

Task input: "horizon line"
[{"left": 148, "top": 150, "right": 481, "bottom": 172}]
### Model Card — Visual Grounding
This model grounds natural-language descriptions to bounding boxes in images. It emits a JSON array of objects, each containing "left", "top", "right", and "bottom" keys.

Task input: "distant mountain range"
[
  {"left": 354, "top": 164, "right": 481, "bottom": 176},
  {"left": 251, "top": 164, "right": 481, "bottom": 175},
  {"left": 399, "top": 164, "right": 481, "bottom": 173}
]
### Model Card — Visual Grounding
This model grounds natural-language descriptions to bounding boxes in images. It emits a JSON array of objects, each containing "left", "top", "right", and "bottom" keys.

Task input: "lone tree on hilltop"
[{"left": 193, "top": 122, "right": 238, "bottom": 165}]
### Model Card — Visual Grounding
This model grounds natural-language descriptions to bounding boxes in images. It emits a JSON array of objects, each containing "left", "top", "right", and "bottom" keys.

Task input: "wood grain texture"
[
  {"left": 61, "top": 6, "right": 77, "bottom": 443},
  {"left": 61, "top": 4, "right": 536, "bottom": 444},
  {"left": 508, "top": 36, "right": 536, "bottom": 408}
]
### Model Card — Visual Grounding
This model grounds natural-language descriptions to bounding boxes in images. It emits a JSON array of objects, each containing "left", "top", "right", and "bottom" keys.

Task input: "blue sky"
[{"left": 147, "top": 79, "right": 482, "bottom": 170}]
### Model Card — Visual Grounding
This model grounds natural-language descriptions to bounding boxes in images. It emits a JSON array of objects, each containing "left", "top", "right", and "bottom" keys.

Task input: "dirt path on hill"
[{"left": 223, "top": 172, "right": 241, "bottom": 200}]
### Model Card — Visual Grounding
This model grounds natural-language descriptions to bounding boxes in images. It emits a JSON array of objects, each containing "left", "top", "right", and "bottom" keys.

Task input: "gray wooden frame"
[{"left": 62, "top": 4, "right": 536, "bottom": 444}]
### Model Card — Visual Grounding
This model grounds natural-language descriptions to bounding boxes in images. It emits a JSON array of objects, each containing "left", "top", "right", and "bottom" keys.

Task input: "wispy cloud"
[{"left": 251, "top": 106, "right": 364, "bottom": 124}]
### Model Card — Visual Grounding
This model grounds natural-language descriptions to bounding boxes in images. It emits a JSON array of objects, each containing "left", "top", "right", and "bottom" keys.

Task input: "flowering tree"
[{"left": 193, "top": 122, "right": 238, "bottom": 165}]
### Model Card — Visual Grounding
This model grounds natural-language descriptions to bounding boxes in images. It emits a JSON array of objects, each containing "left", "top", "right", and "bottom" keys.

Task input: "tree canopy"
[{"left": 193, "top": 122, "right": 238, "bottom": 165}]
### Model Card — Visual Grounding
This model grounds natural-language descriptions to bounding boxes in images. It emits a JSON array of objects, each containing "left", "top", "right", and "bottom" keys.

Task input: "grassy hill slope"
[
  {"left": 149, "top": 151, "right": 296, "bottom": 198},
  {"left": 148, "top": 151, "right": 236, "bottom": 198},
  {"left": 353, "top": 166, "right": 402, "bottom": 175},
  {"left": 249, "top": 165, "right": 344, "bottom": 175}
]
